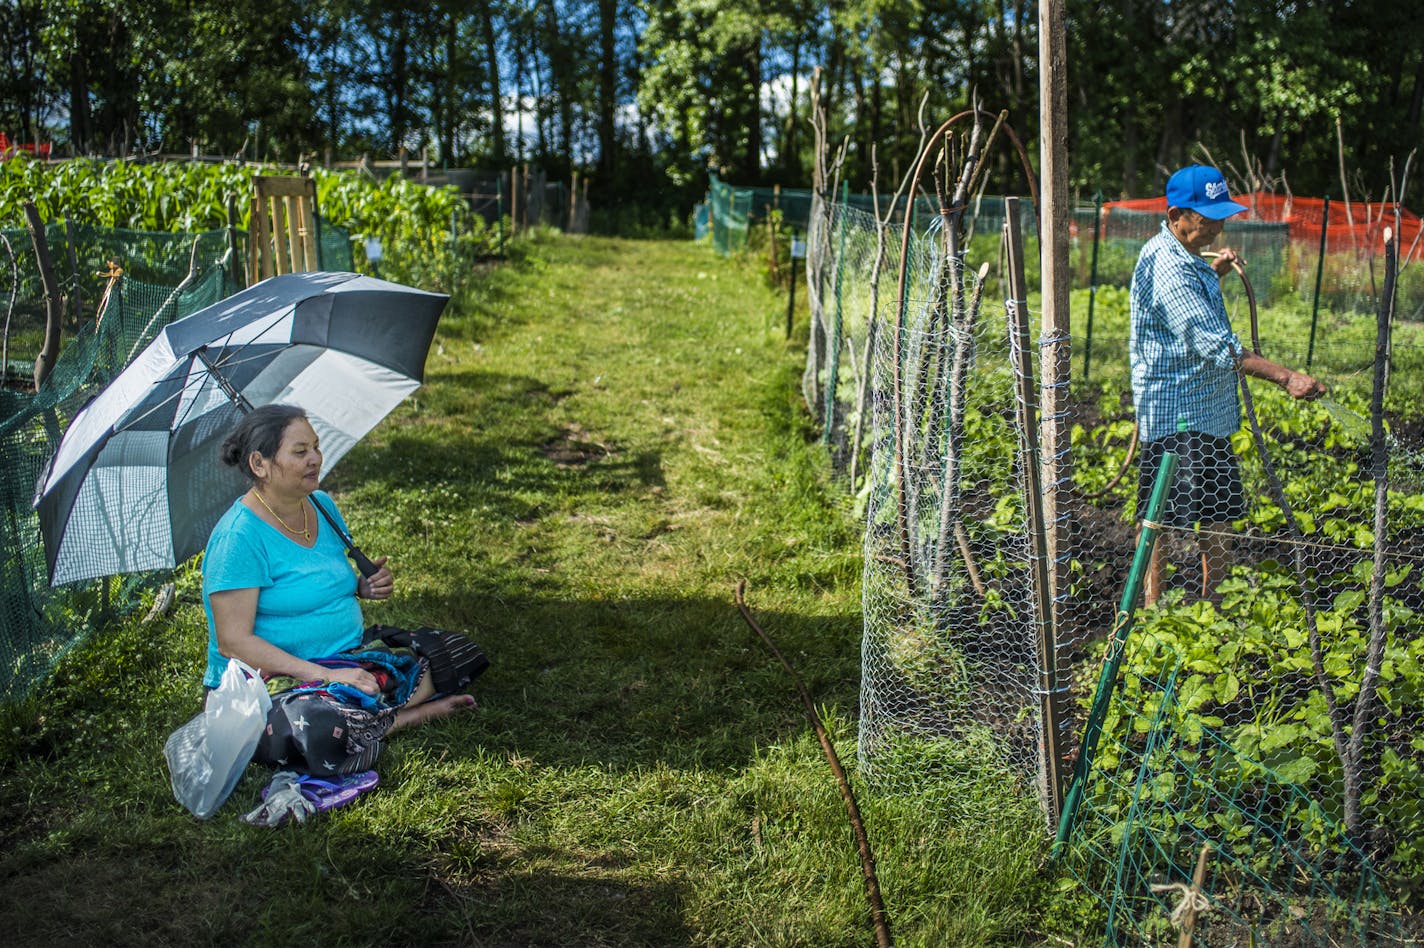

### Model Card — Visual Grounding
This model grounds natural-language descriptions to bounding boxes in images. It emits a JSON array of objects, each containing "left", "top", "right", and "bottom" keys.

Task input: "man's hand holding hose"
[{"left": 1204, "top": 247, "right": 1328, "bottom": 402}]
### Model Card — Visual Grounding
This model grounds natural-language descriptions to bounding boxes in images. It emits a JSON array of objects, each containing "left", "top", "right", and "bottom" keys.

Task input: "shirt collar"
[{"left": 1160, "top": 221, "right": 1215, "bottom": 270}]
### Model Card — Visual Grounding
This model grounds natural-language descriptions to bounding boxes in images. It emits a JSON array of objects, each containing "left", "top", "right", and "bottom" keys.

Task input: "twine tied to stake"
[
  {"left": 1150, "top": 881, "right": 1213, "bottom": 930},
  {"left": 93, "top": 261, "right": 124, "bottom": 329}
]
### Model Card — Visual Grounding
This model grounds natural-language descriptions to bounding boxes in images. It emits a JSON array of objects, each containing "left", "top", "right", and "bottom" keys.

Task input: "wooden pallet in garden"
[{"left": 249, "top": 174, "right": 319, "bottom": 282}]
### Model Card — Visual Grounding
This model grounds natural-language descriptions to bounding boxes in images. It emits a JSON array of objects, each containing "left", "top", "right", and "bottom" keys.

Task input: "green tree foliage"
[
  {"left": 25, "top": 0, "right": 313, "bottom": 156},
  {"left": 1069, "top": 0, "right": 1424, "bottom": 198},
  {"left": 0, "top": 0, "right": 51, "bottom": 143},
  {"left": 1, "top": 0, "right": 1421, "bottom": 212},
  {"left": 150, "top": 0, "right": 315, "bottom": 158}
]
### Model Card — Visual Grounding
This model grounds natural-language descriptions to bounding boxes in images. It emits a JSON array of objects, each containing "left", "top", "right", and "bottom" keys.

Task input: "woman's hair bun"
[{"left": 219, "top": 404, "right": 308, "bottom": 481}]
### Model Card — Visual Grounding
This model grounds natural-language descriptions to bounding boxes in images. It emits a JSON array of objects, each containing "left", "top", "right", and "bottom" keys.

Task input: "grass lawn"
[{"left": 0, "top": 232, "right": 1050, "bottom": 946}]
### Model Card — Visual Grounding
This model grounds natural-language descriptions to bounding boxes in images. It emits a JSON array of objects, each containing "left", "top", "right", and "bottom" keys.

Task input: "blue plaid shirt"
[{"left": 1129, "top": 222, "right": 1243, "bottom": 442}]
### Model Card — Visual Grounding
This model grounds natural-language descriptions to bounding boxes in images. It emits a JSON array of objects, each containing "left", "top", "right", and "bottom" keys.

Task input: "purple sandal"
[{"left": 263, "top": 770, "right": 379, "bottom": 812}]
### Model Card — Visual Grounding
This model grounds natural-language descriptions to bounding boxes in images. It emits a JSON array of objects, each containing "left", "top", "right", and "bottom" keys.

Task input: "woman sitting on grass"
[{"left": 203, "top": 403, "right": 476, "bottom": 777}]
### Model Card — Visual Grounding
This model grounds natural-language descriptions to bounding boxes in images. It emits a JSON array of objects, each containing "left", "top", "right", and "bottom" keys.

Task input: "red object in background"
[
  {"left": 0, "top": 132, "right": 53, "bottom": 160},
  {"left": 1102, "top": 191, "right": 1423, "bottom": 259}
]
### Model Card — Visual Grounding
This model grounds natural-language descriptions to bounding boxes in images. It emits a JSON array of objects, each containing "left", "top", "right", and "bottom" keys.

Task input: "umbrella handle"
[
  {"left": 310, "top": 495, "right": 381, "bottom": 577},
  {"left": 347, "top": 546, "right": 380, "bottom": 578}
]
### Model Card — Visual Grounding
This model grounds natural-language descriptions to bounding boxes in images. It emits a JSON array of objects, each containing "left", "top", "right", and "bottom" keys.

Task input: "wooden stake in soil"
[
  {"left": 569, "top": 170, "right": 579, "bottom": 231},
  {"left": 1005, "top": 198, "right": 1064, "bottom": 825},
  {"left": 510, "top": 167, "right": 520, "bottom": 236},
  {"left": 521, "top": 163, "right": 530, "bottom": 231},
  {"left": 767, "top": 208, "right": 780, "bottom": 284},
  {"left": 1149, "top": 842, "right": 1215, "bottom": 947},
  {"left": 1178, "top": 842, "right": 1213, "bottom": 948},
  {"left": 785, "top": 230, "right": 798, "bottom": 340}
]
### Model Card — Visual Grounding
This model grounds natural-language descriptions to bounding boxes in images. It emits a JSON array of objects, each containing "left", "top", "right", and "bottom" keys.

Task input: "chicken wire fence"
[
  {"left": 845, "top": 202, "right": 1045, "bottom": 802},
  {"left": 789, "top": 186, "right": 1424, "bottom": 941},
  {"left": 0, "top": 218, "right": 353, "bottom": 702}
]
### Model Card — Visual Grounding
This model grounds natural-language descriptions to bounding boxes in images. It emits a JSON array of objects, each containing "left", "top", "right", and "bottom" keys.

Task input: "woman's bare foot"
[{"left": 391, "top": 694, "right": 476, "bottom": 732}]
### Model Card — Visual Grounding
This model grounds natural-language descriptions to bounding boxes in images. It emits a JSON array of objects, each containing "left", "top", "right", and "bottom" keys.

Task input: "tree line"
[{"left": 2, "top": 1, "right": 1422, "bottom": 218}]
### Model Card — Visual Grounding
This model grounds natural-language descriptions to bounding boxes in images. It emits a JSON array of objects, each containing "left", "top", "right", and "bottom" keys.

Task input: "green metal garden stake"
[
  {"left": 1083, "top": 189, "right": 1103, "bottom": 381},
  {"left": 822, "top": 180, "right": 850, "bottom": 443},
  {"left": 1051, "top": 442, "right": 1179, "bottom": 858},
  {"left": 1307, "top": 195, "right": 1329, "bottom": 370}
]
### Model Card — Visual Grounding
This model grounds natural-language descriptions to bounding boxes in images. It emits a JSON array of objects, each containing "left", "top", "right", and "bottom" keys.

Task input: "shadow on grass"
[
  {"left": 315, "top": 367, "right": 854, "bottom": 771},
  {"left": 0, "top": 828, "right": 694, "bottom": 948},
  {"left": 389, "top": 591, "right": 860, "bottom": 774},
  {"left": 326, "top": 369, "right": 666, "bottom": 504}
]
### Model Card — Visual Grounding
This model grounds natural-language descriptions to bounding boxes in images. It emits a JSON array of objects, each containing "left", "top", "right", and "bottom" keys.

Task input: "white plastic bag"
[{"left": 164, "top": 658, "right": 272, "bottom": 819}]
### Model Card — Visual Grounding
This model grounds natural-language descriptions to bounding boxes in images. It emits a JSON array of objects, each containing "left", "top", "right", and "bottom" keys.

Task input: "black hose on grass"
[
  {"left": 733, "top": 580, "right": 893, "bottom": 948},
  {"left": 1081, "top": 420, "right": 1139, "bottom": 501}
]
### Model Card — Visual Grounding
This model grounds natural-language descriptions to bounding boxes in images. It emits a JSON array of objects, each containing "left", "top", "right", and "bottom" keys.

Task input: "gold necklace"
[{"left": 252, "top": 487, "right": 311, "bottom": 540}]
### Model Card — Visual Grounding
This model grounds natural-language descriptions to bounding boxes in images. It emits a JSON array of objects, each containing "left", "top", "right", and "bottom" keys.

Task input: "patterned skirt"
[{"left": 252, "top": 645, "right": 425, "bottom": 777}]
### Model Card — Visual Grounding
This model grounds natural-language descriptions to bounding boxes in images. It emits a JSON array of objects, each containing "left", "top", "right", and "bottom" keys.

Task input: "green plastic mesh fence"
[
  {"left": 769, "top": 181, "right": 1424, "bottom": 939},
  {"left": 318, "top": 218, "right": 355, "bottom": 272},
  {"left": 0, "top": 218, "right": 353, "bottom": 702},
  {"left": 706, "top": 173, "right": 987, "bottom": 256},
  {"left": 708, "top": 174, "right": 754, "bottom": 256}
]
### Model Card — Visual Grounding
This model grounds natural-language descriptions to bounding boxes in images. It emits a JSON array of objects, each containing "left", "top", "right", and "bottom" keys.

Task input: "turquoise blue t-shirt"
[{"left": 202, "top": 490, "right": 364, "bottom": 687}]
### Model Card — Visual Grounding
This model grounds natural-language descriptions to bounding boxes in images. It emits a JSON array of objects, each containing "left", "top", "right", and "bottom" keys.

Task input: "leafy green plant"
[
  {"left": 0, "top": 154, "right": 505, "bottom": 297},
  {"left": 1087, "top": 558, "right": 1424, "bottom": 886}
]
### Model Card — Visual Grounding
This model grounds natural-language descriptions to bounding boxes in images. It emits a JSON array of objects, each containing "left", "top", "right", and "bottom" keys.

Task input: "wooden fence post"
[
  {"left": 1037, "top": 0, "right": 1073, "bottom": 822},
  {"left": 1006, "top": 197, "right": 1066, "bottom": 826},
  {"left": 509, "top": 169, "right": 520, "bottom": 237},
  {"left": 521, "top": 163, "right": 530, "bottom": 231},
  {"left": 569, "top": 170, "right": 579, "bottom": 231},
  {"left": 63, "top": 213, "right": 84, "bottom": 326},
  {"left": 23, "top": 202, "right": 62, "bottom": 389}
]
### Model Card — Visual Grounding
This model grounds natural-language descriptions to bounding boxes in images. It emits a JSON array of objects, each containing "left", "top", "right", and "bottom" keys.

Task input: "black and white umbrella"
[{"left": 34, "top": 271, "right": 448, "bottom": 586}]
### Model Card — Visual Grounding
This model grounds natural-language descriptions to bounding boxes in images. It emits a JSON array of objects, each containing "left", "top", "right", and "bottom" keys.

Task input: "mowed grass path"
[{"left": 0, "top": 234, "right": 1046, "bottom": 946}]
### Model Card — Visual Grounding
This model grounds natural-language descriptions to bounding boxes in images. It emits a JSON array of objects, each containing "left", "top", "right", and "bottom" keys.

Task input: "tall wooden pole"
[
  {"left": 1038, "top": 0, "right": 1072, "bottom": 822},
  {"left": 1006, "top": 199, "right": 1064, "bottom": 828},
  {"left": 785, "top": 232, "right": 798, "bottom": 339},
  {"left": 509, "top": 168, "right": 520, "bottom": 237},
  {"left": 521, "top": 163, "right": 531, "bottom": 231},
  {"left": 569, "top": 170, "right": 579, "bottom": 231}
]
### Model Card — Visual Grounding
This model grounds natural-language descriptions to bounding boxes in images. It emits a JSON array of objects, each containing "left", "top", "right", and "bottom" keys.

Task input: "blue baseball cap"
[{"left": 1166, "top": 165, "right": 1247, "bottom": 220}]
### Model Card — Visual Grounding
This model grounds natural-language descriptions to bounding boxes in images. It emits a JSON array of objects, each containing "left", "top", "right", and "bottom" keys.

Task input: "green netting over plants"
[
  {"left": 1055, "top": 628, "right": 1404, "bottom": 945},
  {"left": 0, "top": 218, "right": 353, "bottom": 702}
]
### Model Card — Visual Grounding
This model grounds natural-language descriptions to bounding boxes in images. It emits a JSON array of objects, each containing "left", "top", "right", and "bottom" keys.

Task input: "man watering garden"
[{"left": 1130, "top": 164, "right": 1325, "bottom": 606}]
